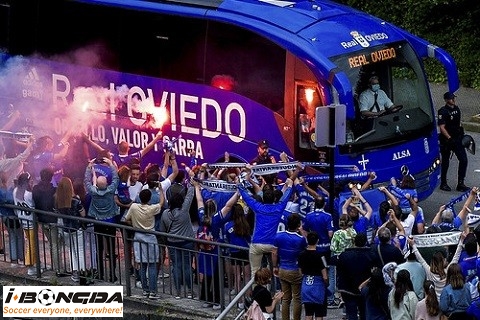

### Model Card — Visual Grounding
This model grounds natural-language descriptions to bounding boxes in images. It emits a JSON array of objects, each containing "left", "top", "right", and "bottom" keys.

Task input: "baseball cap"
[
  {"left": 443, "top": 92, "right": 457, "bottom": 100},
  {"left": 258, "top": 139, "right": 269, "bottom": 148}
]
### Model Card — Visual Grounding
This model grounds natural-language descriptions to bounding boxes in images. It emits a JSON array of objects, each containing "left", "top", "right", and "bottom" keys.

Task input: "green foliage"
[{"left": 335, "top": 0, "right": 480, "bottom": 89}]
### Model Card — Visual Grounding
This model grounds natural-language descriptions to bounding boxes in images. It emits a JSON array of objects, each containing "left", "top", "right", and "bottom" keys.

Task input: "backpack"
[{"left": 244, "top": 300, "right": 266, "bottom": 320}]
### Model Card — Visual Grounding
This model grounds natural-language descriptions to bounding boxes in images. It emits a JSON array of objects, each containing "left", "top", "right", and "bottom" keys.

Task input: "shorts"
[{"left": 304, "top": 302, "right": 327, "bottom": 317}]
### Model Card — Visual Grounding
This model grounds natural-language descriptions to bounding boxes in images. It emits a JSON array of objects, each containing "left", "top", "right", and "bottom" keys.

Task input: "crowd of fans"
[{"left": 1, "top": 129, "right": 480, "bottom": 320}]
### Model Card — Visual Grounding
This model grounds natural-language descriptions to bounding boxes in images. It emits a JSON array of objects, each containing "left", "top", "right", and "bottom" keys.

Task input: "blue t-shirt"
[
  {"left": 112, "top": 151, "right": 142, "bottom": 168},
  {"left": 274, "top": 230, "right": 307, "bottom": 270},
  {"left": 353, "top": 216, "right": 370, "bottom": 234},
  {"left": 303, "top": 209, "right": 333, "bottom": 253},
  {"left": 224, "top": 220, "right": 250, "bottom": 253},
  {"left": 239, "top": 185, "right": 293, "bottom": 245}
]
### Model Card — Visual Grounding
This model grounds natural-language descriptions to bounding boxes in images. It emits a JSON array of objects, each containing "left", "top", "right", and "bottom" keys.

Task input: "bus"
[{"left": 0, "top": 0, "right": 459, "bottom": 199}]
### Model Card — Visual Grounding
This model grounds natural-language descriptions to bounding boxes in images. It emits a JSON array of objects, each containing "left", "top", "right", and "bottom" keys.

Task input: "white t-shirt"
[{"left": 129, "top": 181, "right": 143, "bottom": 201}]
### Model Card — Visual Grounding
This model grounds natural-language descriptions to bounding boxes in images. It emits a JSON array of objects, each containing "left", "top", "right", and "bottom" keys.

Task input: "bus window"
[
  {"left": 296, "top": 83, "right": 323, "bottom": 149},
  {"left": 331, "top": 41, "right": 435, "bottom": 153}
]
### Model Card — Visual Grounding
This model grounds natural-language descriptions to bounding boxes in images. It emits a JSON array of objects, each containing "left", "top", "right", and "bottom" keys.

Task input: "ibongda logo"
[
  {"left": 4, "top": 286, "right": 123, "bottom": 318},
  {"left": 5, "top": 287, "right": 123, "bottom": 305}
]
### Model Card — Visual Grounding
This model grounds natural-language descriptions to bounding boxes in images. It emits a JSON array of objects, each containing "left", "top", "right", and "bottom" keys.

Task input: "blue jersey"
[
  {"left": 198, "top": 207, "right": 231, "bottom": 241},
  {"left": 201, "top": 189, "right": 235, "bottom": 213},
  {"left": 460, "top": 255, "right": 480, "bottom": 282},
  {"left": 239, "top": 185, "right": 293, "bottom": 245},
  {"left": 278, "top": 202, "right": 301, "bottom": 233},
  {"left": 389, "top": 186, "right": 418, "bottom": 211},
  {"left": 294, "top": 184, "right": 316, "bottom": 218},
  {"left": 274, "top": 230, "right": 307, "bottom": 271},
  {"left": 112, "top": 151, "right": 142, "bottom": 168},
  {"left": 353, "top": 216, "right": 370, "bottom": 234},
  {"left": 303, "top": 209, "right": 333, "bottom": 253},
  {"left": 93, "top": 163, "right": 114, "bottom": 184},
  {"left": 224, "top": 220, "right": 250, "bottom": 253}
]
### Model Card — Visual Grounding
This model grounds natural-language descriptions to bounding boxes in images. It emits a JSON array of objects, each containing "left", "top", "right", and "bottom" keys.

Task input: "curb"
[{"left": 463, "top": 121, "right": 480, "bottom": 133}]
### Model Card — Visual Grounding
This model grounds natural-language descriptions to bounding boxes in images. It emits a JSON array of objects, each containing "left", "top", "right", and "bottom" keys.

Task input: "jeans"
[
  {"left": 64, "top": 229, "right": 86, "bottom": 272},
  {"left": 94, "top": 223, "right": 117, "bottom": 282},
  {"left": 84, "top": 225, "right": 97, "bottom": 270},
  {"left": 278, "top": 268, "right": 302, "bottom": 320},
  {"left": 140, "top": 262, "right": 158, "bottom": 294},
  {"left": 327, "top": 266, "right": 336, "bottom": 303},
  {"left": 42, "top": 223, "right": 61, "bottom": 272},
  {"left": 4, "top": 218, "right": 24, "bottom": 261},
  {"left": 169, "top": 241, "right": 194, "bottom": 295}
]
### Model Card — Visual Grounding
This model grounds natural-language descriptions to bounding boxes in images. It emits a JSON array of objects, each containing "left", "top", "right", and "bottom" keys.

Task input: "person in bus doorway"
[
  {"left": 438, "top": 91, "right": 469, "bottom": 192},
  {"left": 359, "top": 76, "right": 398, "bottom": 119}
]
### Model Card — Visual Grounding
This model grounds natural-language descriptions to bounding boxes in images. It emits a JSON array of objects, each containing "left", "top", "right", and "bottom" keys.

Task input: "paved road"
[{"left": 420, "top": 130, "right": 480, "bottom": 223}]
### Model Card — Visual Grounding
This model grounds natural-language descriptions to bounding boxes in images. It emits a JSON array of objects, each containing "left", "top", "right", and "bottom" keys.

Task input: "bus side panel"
[{"left": 0, "top": 55, "right": 292, "bottom": 166}]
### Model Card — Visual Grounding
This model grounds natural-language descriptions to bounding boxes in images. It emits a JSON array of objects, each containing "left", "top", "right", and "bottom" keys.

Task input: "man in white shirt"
[{"left": 359, "top": 76, "right": 397, "bottom": 118}]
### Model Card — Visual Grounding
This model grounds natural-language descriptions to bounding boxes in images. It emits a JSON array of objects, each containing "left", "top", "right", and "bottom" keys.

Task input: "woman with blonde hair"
[
  {"left": 439, "top": 263, "right": 472, "bottom": 319},
  {"left": 55, "top": 176, "right": 86, "bottom": 282}
]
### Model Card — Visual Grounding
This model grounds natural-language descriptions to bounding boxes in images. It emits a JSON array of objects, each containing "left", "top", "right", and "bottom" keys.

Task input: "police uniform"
[{"left": 438, "top": 92, "right": 468, "bottom": 192}]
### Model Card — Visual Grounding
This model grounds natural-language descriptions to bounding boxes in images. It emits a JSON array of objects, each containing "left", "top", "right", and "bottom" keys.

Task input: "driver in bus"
[{"left": 358, "top": 76, "right": 397, "bottom": 118}]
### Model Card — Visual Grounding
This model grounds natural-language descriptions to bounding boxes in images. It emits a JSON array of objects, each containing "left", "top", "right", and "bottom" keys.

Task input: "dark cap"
[
  {"left": 443, "top": 92, "right": 457, "bottom": 100},
  {"left": 258, "top": 139, "right": 269, "bottom": 148}
]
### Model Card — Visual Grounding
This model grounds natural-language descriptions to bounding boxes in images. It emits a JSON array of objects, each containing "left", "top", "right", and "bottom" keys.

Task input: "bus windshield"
[{"left": 331, "top": 41, "right": 434, "bottom": 153}]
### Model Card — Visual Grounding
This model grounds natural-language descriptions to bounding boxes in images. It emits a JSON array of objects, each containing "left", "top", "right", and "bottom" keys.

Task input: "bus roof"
[
  {"left": 80, "top": 0, "right": 408, "bottom": 56},
  {"left": 74, "top": 0, "right": 459, "bottom": 97}
]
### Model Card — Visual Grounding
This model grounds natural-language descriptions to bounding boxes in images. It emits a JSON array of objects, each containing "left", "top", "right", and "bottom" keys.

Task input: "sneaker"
[
  {"left": 71, "top": 271, "right": 80, "bottom": 282},
  {"left": 238, "top": 303, "right": 244, "bottom": 309},
  {"left": 212, "top": 304, "right": 221, "bottom": 310},
  {"left": 136, "top": 281, "right": 142, "bottom": 288},
  {"left": 159, "top": 272, "right": 170, "bottom": 279},
  {"left": 142, "top": 291, "right": 149, "bottom": 298},
  {"left": 149, "top": 293, "right": 160, "bottom": 300},
  {"left": 440, "top": 183, "right": 452, "bottom": 191},
  {"left": 27, "top": 267, "right": 36, "bottom": 276},
  {"left": 175, "top": 295, "right": 181, "bottom": 300},
  {"left": 202, "top": 303, "right": 213, "bottom": 308},
  {"left": 456, "top": 183, "right": 470, "bottom": 192},
  {"left": 327, "top": 300, "right": 343, "bottom": 309},
  {"left": 187, "top": 293, "right": 194, "bottom": 299}
]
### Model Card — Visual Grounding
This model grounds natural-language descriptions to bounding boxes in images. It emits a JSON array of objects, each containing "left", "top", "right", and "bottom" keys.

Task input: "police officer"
[{"left": 438, "top": 91, "right": 469, "bottom": 192}]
